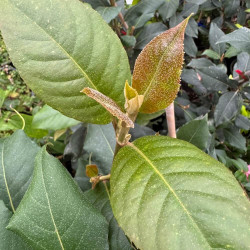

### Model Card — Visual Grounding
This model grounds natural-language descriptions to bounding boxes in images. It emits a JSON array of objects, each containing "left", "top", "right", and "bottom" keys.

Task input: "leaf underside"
[
  {"left": 0, "top": 0, "right": 131, "bottom": 124},
  {"left": 111, "top": 136, "right": 250, "bottom": 250}
]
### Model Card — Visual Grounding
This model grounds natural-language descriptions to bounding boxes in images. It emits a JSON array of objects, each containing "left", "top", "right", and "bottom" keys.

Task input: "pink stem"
[{"left": 165, "top": 102, "right": 176, "bottom": 138}]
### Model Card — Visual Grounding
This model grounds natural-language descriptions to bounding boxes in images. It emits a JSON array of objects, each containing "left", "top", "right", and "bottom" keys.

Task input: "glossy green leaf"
[
  {"left": 181, "top": 3, "right": 199, "bottom": 17},
  {"left": 233, "top": 52, "right": 250, "bottom": 77},
  {"left": 209, "top": 23, "right": 226, "bottom": 56},
  {"left": 0, "top": 130, "right": 40, "bottom": 212},
  {"left": 83, "top": 0, "right": 109, "bottom": 9},
  {"left": 184, "top": 35, "right": 198, "bottom": 57},
  {"left": 214, "top": 91, "right": 241, "bottom": 127},
  {"left": 187, "top": 58, "right": 215, "bottom": 69},
  {"left": 135, "top": 22, "right": 167, "bottom": 50},
  {"left": 96, "top": 6, "right": 122, "bottom": 23},
  {"left": 158, "top": 0, "right": 179, "bottom": 21},
  {"left": 186, "top": 0, "right": 207, "bottom": 4},
  {"left": 224, "top": 46, "right": 239, "bottom": 58},
  {"left": 32, "top": 105, "right": 80, "bottom": 131},
  {"left": 132, "top": 16, "right": 190, "bottom": 113},
  {"left": 7, "top": 147, "right": 109, "bottom": 250},
  {"left": 84, "top": 183, "right": 132, "bottom": 250},
  {"left": 235, "top": 114, "right": 250, "bottom": 130},
  {"left": 217, "top": 27, "right": 250, "bottom": 54},
  {"left": 84, "top": 123, "right": 116, "bottom": 174},
  {"left": 125, "top": 0, "right": 164, "bottom": 29},
  {"left": 111, "top": 136, "right": 250, "bottom": 250},
  {"left": 223, "top": 127, "right": 247, "bottom": 152},
  {"left": 223, "top": 0, "right": 240, "bottom": 17},
  {"left": 0, "top": 201, "right": 31, "bottom": 250},
  {"left": 177, "top": 115, "right": 210, "bottom": 150},
  {"left": 0, "top": 0, "right": 131, "bottom": 124},
  {"left": 120, "top": 35, "right": 137, "bottom": 48},
  {"left": 202, "top": 49, "right": 220, "bottom": 60},
  {"left": 196, "top": 66, "right": 228, "bottom": 92}
]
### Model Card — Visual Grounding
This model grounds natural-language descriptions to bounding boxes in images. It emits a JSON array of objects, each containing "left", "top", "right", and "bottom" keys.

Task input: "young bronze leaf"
[
  {"left": 132, "top": 15, "right": 191, "bottom": 113},
  {"left": 82, "top": 88, "right": 134, "bottom": 128}
]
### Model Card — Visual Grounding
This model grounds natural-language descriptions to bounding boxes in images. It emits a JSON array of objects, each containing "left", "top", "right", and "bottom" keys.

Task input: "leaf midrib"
[
  {"left": 10, "top": 1, "right": 97, "bottom": 90},
  {"left": 1, "top": 140, "right": 15, "bottom": 213},
  {"left": 41, "top": 156, "right": 64, "bottom": 250},
  {"left": 98, "top": 125, "right": 114, "bottom": 155},
  {"left": 129, "top": 142, "right": 211, "bottom": 248},
  {"left": 142, "top": 21, "right": 186, "bottom": 99},
  {"left": 218, "top": 92, "right": 238, "bottom": 125}
]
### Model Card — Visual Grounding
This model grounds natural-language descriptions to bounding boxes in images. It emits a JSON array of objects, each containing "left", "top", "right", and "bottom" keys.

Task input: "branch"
[{"left": 110, "top": 0, "right": 128, "bottom": 30}]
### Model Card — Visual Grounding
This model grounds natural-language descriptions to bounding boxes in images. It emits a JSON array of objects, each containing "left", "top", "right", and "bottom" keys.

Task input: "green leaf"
[
  {"left": 132, "top": 16, "right": 191, "bottom": 113},
  {"left": 224, "top": 46, "right": 240, "bottom": 58},
  {"left": 120, "top": 35, "right": 137, "bottom": 48},
  {"left": 217, "top": 27, "right": 250, "bottom": 54},
  {"left": 125, "top": 0, "right": 164, "bottom": 29},
  {"left": 187, "top": 58, "right": 215, "bottom": 69},
  {"left": 32, "top": 105, "right": 80, "bottom": 131},
  {"left": 84, "top": 183, "right": 132, "bottom": 250},
  {"left": 84, "top": 123, "right": 116, "bottom": 174},
  {"left": 233, "top": 52, "right": 250, "bottom": 77},
  {"left": 202, "top": 49, "right": 221, "bottom": 60},
  {"left": 235, "top": 114, "right": 250, "bottom": 130},
  {"left": 96, "top": 6, "right": 122, "bottom": 23},
  {"left": 209, "top": 23, "right": 226, "bottom": 55},
  {"left": 184, "top": 35, "right": 198, "bottom": 57},
  {"left": 135, "top": 22, "right": 167, "bottom": 50},
  {"left": 223, "top": 0, "right": 240, "bottom": 17},
  {"left": 230, "top": 158, "right": 248, "bottom": 172},
  {"left": 111, "top": 136, "right": 250, "bottom": 250},
  {"left": 0, "top": 89, "right": 9, "bottom": 108},
  {"left": 177, "top": 115, "right": 210, "bottom": 150},
  {"left": 0, "top": 113, "right": 48, "bottom": 138},
  {"left": 83, "top": 0, "right": 110, "bottom": 9},
  {"left": 196, "top": 66, "right": 228, "bottom": 92},
  {"left": 214, "top": 91, "right": 241, "bottom": 127},
  {"left": 0, "top": 130, "right": 40, "bottom": 212},
  {"left": 0, "top": 201, "right": 31, "bottom": 250},
  {"left": 136, "top": 110, "right": 165, "bottom": 126},
  {"left": 158, "top": 0, "right": 179, "bottom": 21},
  {"left": 7, "top": 147, "right": 109, "bottom": 250},
  {"left": 181, "top": 3, "right": 199, "bottom": 17},
  {"left": 0, "top": 0, "right": 131, "bottom": 124},
  {"left": 223, "top": 127, "right": 247, "bottom": 152},
  {"left": 186, "top": 0, "right": 207, "bottom": 4}
]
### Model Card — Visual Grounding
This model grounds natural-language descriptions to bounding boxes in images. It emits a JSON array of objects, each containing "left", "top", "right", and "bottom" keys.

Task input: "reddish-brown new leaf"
[{"left": 132, "top": 16, "right": 191, "bottom": 113}]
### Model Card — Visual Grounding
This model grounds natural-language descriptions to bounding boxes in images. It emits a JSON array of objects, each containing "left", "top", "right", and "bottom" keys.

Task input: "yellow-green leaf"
[{"left": 132, "top": 15, "right": 191, "bottom": 113}]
